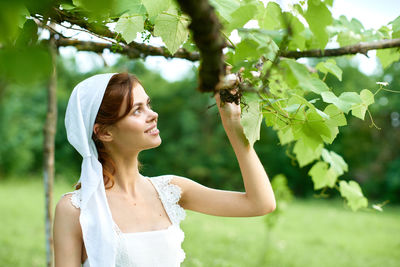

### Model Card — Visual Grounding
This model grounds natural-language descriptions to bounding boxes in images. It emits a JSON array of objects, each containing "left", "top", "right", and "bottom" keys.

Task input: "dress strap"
[
  {"left": 147, "top": 175, "right": 186, "bottom": 225},
  {"left": 62, "top": 189, "right": 82, "bottom": 209}
]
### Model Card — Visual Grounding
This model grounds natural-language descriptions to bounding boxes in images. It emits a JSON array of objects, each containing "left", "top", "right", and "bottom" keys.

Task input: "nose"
[{"left": 147, "top": 109, "right": 158, "bottom": 123}]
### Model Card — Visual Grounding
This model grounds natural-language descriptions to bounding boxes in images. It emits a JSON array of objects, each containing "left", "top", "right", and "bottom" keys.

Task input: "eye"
[{"left": 133, "top": 107, "right": 141, "bottom": 115}]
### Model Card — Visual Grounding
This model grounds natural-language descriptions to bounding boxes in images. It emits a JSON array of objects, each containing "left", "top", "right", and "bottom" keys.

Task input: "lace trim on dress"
[
  {"left": 149, "top": 175, "right": 187, "bottom": 264},
  {"left": 63, "top": 189, "right": 81, "bottom": 209},
  {"left": 149, "top": 175, "right": 186, "bottom": 226}
]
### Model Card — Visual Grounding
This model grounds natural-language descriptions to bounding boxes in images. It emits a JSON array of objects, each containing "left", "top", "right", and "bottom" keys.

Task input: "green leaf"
[
  {"left": 308, "top": 161, "right": 338, "bottom": 190},
  {"left": 154, "top": 8, "right": 190, "bottom": 54},
  {"left": 390, "top": 16, "right": 400, "bottom": 32},
  {"left": 209, "top": 0, "right": 240, "bottom": 22},
  {"left": 15, "top": 19, "right": 38, "bottom": 47},
  {"left": 237, "top": 29, "right": 279, "bottom": 61},
  {"left": 308, "top": 77, "right": 331, "bottom": 94},
  {"left": 115, "top": 14, "right": 144, "bottom": 43},
  {"left": 142, "top": 0, "right": 171, "bottom": 19},
  {"left": 234, "top": 39, "right": 262, "bottom": 62},
  {"left": 316, "top": 59, "right": 342, "bottom": 81},
  {"left": 324, "top": 104, "right": 346, "bottom": 127},
  {"left": 257, "top": 2, "right": 284, "bottom": 30},
  {"left": 304, "top": 0, "right": 333, "bottom": 49},
  {"left": 284, "top": 12, "right": 306, "bottom": 50},
  {"left": 112, "top": 0, "right": 146, "bottom": 17},
  {"left": 277, "top": 126, "right": 294, "bottom": 145},
  {"left": 73, "top": 0, "right": 115, "bottom": 18},
  {"left": 321, "top": 149, "right": 348, "bottom": 175},
  {"left": 281, "top": 59, "right": 330, "bottom": 94},
  {"left": 305, "top": 110, "right": 333, "bottom": 140},
  {"left": 293, "top": 139, "right": 323, "bottom": 167},
  {"left": 225, "top": 1, "right": 258, "bottom": 33},
  {"left": 339, "top": 180, "right": 368, "bottom": 211},
  {"left": 0, "top": 45, "right": 52, "bottom": 85},
  {"left": 321, "top": 104, "right": 345, "bottom": 144},
  {"left": 351, "top": 89, "right": 374, "bottom": 120},
  {"left": 377, "top": 48, "right": 400, "bottom": 69},
  {"left": 241, "top": 93, "right": 263, "bottom": 147},
  {"left": 321, "top": 91, "right": 362, "bottom": 114}
]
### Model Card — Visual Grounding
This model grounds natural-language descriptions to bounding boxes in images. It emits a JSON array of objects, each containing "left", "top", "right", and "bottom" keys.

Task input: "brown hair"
[{"left": 74, "top": 72, "right": 143, "bottom": 190}]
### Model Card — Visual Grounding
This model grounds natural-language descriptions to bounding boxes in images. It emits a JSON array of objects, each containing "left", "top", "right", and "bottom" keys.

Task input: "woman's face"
[{"left": 108, "top": 83, "right": 161, "bottom": 153}]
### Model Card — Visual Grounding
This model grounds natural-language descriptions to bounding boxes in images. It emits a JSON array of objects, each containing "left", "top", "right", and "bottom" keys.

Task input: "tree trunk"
[{"left": 43, "top": 31, "right": 57, "bottom": 267}]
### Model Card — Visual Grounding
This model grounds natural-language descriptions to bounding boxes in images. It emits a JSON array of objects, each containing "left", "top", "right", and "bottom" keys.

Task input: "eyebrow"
[{"left": 133, "top": 97, "right": 151, "bottom": 108}]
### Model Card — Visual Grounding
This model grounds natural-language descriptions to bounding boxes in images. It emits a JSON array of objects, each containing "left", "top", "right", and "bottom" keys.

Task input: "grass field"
[{"left": 1, "top": 176, "right": 399, "bottom": 267}]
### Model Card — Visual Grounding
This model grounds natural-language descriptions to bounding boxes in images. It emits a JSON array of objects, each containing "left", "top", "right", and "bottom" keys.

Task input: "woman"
[{"left": 53, "top": 72, "right": 276, "bottom": 267}]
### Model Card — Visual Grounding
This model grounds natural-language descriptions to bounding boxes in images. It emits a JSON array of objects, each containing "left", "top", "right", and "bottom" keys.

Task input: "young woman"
[{"left": 53, "top": 72, "right": 276, "bottom": 267}]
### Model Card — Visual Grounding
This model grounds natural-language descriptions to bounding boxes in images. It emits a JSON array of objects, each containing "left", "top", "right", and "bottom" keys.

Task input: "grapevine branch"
[
  {"left": 43, "top": 8, "right": 200, "bottom": 61},
  {"left": 281, "top": 38, "right": 400, "bottom": 58},
  {"left": 41, "top": 7, "right": 400, "bottom": 68},
  {"left": 176, "top": 0, "right": 226, "bottom": 93}
]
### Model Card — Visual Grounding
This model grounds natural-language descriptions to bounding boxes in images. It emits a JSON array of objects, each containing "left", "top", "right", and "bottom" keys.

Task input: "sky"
[{"left": 56, "top": 0, "right": 400, "bottom": 81}]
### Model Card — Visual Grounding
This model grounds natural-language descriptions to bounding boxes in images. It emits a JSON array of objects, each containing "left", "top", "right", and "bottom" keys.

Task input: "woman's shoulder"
[
  {"left": 58, "top": 189, "right": 82, "bottom": 211},
  {"left": 54, "top": 190, "right": 82, "bottom": 235}
]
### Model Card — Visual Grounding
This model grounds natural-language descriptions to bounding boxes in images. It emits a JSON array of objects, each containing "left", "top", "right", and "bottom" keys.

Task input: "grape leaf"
[
  {"left": 321, "top": 149, "right": 348, "bottom": 175},
  {"left": 308, "top": 161, "right": 338, "bottom": 190},
  {"left": 257, "top": 1, "right": 284, "bottom": 30},
  {"left": 209, "top": 0, "right": 240, "bottom": 22},
  {"left": 316, "top": 59, "right": 342, "bottom": 81},
  {"left": 339, "top": 180, "right": 368, "bottom": 211},
  {"left": 284, "top": 12, "right": 306, "bottom": 50},
  {"left": 282, "top": 59, "right": 330, "bottom": 94},
  {"left": 377, "top": 48, "right": 400, "bottom": 69},
  {"left": 141, "top": 0, "right": 171, "bottom": 20},
  {"left": 154, "top": 8, "right": 190, "bottom": 55},
  {"left": 304, "top": 0, "right": 332, "bottom": 49},
  {"left": 277, "top": 125, "right": 294, "bottom": 145},
  {"left": 351, "top": 89, "right": 374, "bottom": 120},
  {"left": 321, "top": 91, "right": 362, "bottom": 114},
  {"left": 112, "top": 0, "right": 146, "bottom": 17},
  {"left": 293, "top": 139, "right": 323, "bottom": 167},
  {"left": 115, "top": 14, "right": 144, "bottom": 43},
  {"left": 225, "top": 1, "right": 258, "bottom": 33},
  {"left": 241, "top": 93, "right": 263, "bottom": 147},
  {"left": 390, "top": 16, "right": 400, "bottom": 32},
  {"left": 324, "top": 104, "right": 346, "bottom": 127}
]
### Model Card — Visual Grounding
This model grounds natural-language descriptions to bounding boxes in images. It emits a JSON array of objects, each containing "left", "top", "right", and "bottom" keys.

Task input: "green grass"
[{"left": 1, "top": 177, "right": 399, "bottom": 267}]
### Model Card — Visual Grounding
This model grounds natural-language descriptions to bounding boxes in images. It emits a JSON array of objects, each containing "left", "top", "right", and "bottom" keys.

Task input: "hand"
[
  {"left": 214, "top": 89, "right": 248, "bottom": 145},
  {"left": 214, "top": 89, "right": 242, "bottom": 127}
]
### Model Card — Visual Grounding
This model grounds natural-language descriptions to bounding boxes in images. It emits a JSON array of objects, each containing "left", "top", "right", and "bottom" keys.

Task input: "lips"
[{"left": 145, "top": 125, "right": 157, "bottom": 133}]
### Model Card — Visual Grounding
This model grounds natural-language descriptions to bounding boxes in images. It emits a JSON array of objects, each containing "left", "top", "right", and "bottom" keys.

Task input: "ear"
[{"left": 93, "top": 123, "right": 113, "bottom": 142}]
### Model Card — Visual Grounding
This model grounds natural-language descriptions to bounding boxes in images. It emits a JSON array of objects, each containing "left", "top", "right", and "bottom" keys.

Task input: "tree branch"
[
  {"left": 43, "top": 7, "right": 200, "bottom": 61},
  {"left": 281, "top": 38, "right": 400, "bottom": 58},
  {"left": 176, "top": 0, "right": 226, "bottom": 93},
  {"left": 52, "top": 36, "right": 199, "bottom": 60}
]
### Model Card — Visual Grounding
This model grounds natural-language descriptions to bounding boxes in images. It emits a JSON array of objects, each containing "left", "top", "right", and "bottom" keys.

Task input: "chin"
[{"left": 151, "top": 137, "right": 162, "bottom": 148}]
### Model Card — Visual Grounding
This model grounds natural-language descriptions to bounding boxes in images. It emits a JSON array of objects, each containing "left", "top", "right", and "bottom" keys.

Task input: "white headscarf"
[{"left": 65, "top": 73, "right": 119, "bottom": 267}]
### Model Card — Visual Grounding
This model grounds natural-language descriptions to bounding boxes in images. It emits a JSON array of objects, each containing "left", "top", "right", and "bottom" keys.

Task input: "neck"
[{"left": 106, "top": 151, "right": 144, "bottom": 197}]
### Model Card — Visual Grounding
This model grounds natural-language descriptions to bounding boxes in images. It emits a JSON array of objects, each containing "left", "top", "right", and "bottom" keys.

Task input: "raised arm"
[{"left": 172, "top": 90, "right": 276, "bottom": 217}]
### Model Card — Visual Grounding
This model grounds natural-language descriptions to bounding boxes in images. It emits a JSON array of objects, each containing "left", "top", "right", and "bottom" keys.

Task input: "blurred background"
[{"left": 1, "top": 53, "right": 399, "bottom": 202}]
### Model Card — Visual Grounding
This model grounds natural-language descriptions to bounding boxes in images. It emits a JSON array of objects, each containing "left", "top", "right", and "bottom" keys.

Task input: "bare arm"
[
  {"left": 53, "top": 194, "right": 83, "bottom": 267},
  {"left": 172, "top": 90, "right": 276, "bottom": 217}
]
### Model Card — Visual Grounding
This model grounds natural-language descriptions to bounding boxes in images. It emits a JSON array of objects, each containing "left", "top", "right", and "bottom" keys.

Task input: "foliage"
[{"left": 0, "top": 0, "right": 400, "bottom": 210}]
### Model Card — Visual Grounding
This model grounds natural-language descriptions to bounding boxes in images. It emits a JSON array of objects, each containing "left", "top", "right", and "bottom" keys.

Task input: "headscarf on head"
[{"left": 65, "top": 73, "right": 120, "bottom": 267}]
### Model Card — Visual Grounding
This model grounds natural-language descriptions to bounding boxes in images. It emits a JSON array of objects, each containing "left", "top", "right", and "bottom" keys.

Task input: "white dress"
[{"left": 63, "top": 175, "right": 187, "bottom": 267}]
